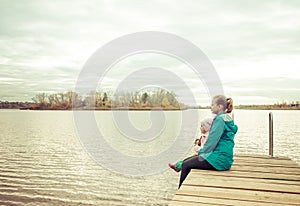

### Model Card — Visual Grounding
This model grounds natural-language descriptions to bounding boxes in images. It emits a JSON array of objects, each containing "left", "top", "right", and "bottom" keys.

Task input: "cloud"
[
  {"left": 0, "top": 0, "right": 299, "bottom": 104},
  {"left": 223, "top": 77, "right": 300, "bottom": 104}
]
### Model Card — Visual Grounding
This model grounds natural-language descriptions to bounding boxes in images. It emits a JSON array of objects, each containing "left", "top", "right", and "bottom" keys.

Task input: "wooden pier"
[{"left": 169, "top": 154, "right": 300, "bottom": 206}]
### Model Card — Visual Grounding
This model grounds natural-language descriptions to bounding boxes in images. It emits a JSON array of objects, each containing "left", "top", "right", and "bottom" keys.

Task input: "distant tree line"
[
  {"left": 235, "top": 101, "right": 300, "bottom": 110},
  {"left": 2, "top": 93, "right": 299, "bottom": 110},
  {"left": 0, "top": 89, "right": 186, "bottom": 110},
  {"left": 30, "top": 91, "right": 82, "bottom": 110},
  {"left": 0, "top": 101, "right": 33, "bottom": 109}
]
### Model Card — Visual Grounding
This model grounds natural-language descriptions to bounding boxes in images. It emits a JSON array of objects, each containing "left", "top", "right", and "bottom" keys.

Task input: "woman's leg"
[
  {"left": 169, "top": 155, "right": 197, "bottom": 172},
  {"left": 178, "top": 156, "right": 215, "bottom": 188}
]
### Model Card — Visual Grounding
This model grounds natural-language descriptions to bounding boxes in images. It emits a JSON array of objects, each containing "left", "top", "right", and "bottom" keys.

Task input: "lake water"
[{"left": 0, "top": 109, "right": 299, "bottom": 206}]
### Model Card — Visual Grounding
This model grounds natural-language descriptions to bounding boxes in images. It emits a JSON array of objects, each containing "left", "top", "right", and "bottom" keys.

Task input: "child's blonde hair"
[{"left": 201, "top": 117, "right": 214, "bottom": 132}]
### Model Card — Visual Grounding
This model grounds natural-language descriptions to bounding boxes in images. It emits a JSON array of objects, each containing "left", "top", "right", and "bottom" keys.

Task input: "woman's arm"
[{"left": 198, "top": 116, "right": 224, "bottom": 155}]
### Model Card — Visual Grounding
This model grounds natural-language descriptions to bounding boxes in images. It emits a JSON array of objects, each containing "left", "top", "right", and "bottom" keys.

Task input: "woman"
[{"left": 178, "top": 95, "right": 238, "bottom": 188}]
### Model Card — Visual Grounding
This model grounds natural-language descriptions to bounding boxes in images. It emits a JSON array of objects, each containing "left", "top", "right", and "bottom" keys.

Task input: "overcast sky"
[{"left": 0, "top": 0, "right": 299, "bottom": 105}]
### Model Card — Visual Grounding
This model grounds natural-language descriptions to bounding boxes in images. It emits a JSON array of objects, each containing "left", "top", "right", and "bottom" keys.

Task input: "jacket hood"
[{"left": 220, "top": 113, "right": 238, "bottom": 134}]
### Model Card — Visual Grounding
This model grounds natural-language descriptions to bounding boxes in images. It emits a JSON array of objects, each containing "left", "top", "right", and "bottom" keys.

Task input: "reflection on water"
[{"left": 0, "top": 109, "right": 299, "bottom": 205}]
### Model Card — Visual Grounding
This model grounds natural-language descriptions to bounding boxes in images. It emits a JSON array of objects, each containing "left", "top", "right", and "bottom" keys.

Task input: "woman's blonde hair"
[{"left": 213, "top": 95, "right": 233, "bottom": 113}]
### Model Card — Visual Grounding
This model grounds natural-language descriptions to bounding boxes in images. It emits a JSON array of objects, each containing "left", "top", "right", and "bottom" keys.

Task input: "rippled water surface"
[{"left": 0, "top": 109, "right": 299, "bottom": 206}]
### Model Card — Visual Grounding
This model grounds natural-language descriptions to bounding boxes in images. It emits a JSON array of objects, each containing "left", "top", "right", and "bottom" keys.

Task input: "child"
[{"left": 169, "top": 116, "right": 214, "bottom": 172}]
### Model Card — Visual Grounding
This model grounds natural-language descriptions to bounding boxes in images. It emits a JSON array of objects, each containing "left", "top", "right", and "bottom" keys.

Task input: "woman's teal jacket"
[{"left": 198, "top": 112, "right": 238, "bottom": 170}]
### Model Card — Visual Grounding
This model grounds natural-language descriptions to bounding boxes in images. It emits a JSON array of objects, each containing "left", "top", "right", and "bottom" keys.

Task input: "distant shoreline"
[
  {"left": 1, "top": 102, "right": 299, "bottom": 111},
  {"left": 18, "top": 107, "right": 186, "bottom": 111},
  {"left": 5, "top": 106, "right": 299, "bottom": 111},
  {"left": 0, "top": 108, "right": 299, "bottom": 111},
  {"left": 234, "top": 105, "right": 300, "bottom": 110},
  {"left": 1, "top": 90, "right": 299, "bottom": 111}
]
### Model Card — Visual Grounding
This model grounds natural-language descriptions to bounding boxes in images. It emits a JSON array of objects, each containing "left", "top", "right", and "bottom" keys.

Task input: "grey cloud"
[
  {"left": 224, "top": 77, "right": 300, "bottom": 102},
  {"left": 166, "top": 0, "right": 300, "bottom": 60},
  {"left": 0, "top": 64, "right": 78, "bottom": 101}
]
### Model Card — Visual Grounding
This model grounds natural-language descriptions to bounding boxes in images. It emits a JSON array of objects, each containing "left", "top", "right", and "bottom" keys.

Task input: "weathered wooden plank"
[
  {"left": 178, "top": 184, "right": 300, "bottom": 205},
  {"left": 234, "top": 155, "right": 296, "bottom": 161},
  {"left": 169, "top": 199, "right": 221, "bottom": 206},
  {"left": 171, "top": 194, "right": 293, "bottom": 206},
  {"left": 183, "top": 173, "right": 300, "bottom": 194},
  {"left": 234, "top": 155, "right": 299, "bottom": 165},
  {"left": 170, "top": 154, "right": 300, "bottom": 206},
  {"left": 193, "top": 170, "right": 300, "bottom": 182},
  {"left": 233, "top": 162, "right": 300, "bottom": 168},
  {"left": 233, "top": 158, "right": 300, "bottom": 166},
  {"left": 230, "top": 165, "right": 300, "bottom": 175},
  {"left": 234, "top": 154, "right": 291, "bottom": 160},
  {"left": 190, "top": 171, "right": 300, "bottom": 186}
]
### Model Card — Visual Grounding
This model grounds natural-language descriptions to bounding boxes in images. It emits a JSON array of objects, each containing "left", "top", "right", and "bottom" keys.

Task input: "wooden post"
[{"left": 269, "top": 112, "right": 273, "bottom": 157}]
